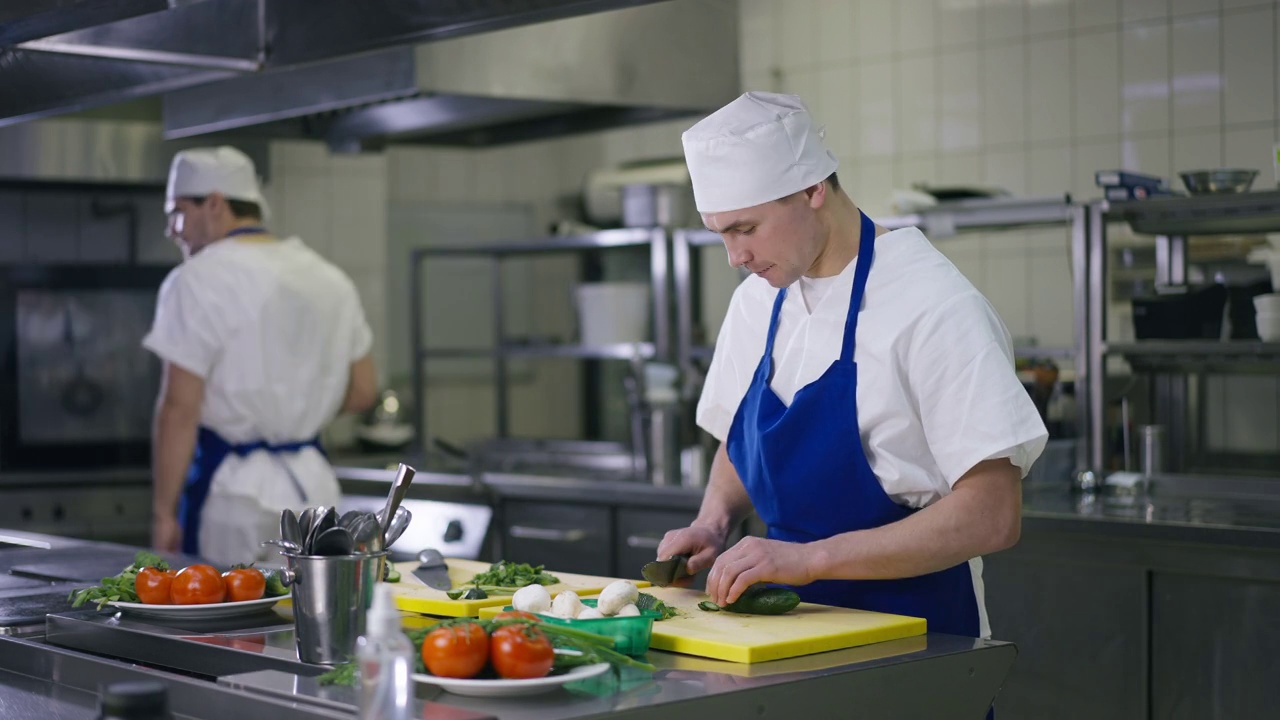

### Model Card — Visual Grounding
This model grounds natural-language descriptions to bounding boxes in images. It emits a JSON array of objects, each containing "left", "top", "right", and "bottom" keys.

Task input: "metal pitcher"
[{"left": 278, "top": 551, "right": 388, "bottom": 665}]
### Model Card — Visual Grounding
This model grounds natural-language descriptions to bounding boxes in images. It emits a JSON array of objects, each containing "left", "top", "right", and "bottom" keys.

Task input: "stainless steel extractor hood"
[{"left": 1, "top": 0, "right": 740, "bottom": 149}]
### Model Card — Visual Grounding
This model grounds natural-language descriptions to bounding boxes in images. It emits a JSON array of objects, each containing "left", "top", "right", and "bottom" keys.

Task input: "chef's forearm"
[
  {"left": 152, "top": 400, "right": 199, "bottom": 520},
  {"left": 693, "top": 442, "right": 755, "bottom": 540},
  {"left": 807, "top": 458, "right": 1022, "bottom": 581}
]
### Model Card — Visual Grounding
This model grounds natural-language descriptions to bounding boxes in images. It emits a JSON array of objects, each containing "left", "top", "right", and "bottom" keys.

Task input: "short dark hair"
[
  {"left": 227, "top": 199, "right": 263, "bottom": 221},
  {"left": 187, "top": 195, "right": 263, "bottom": 221},
  {"left": 827, "top": 171, "right": 840, "bottom": 190}
]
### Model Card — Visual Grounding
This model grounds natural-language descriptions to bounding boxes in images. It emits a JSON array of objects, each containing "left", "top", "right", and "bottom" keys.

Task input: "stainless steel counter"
[
  {"left": 1022, "top": 477, "right": 1280, "bottom": 548},
  {"left": 333, "top": 463, "right": 706, "bottom": 512},
  {"left": 37, "top": 607, "right": 1012, "bottom": 720},
  {"left": 0, "top": 528, "right": 1014, "bottom": 718},
  {"left": 337, "top": 460, "right": 1280, "bottom": 541}
]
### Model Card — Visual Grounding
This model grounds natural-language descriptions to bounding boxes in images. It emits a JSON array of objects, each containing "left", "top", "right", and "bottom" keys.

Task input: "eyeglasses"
[{"left": 165, "top": 196, "right": 207, "bottom": 237}]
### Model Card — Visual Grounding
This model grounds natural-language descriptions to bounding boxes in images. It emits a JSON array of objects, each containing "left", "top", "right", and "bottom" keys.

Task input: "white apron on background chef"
[
  {"left": 656, "top": 92, "right": 1048, "bottom": 666},
  {"left": 143, "top": 146, "right": 378, "bottom": 566}
]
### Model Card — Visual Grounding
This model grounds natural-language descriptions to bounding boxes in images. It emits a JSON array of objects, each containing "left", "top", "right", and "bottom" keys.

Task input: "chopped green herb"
[
  {"left": 67, "top": 551, "right": 170, "bottom": 610},
  {"left": 469, "top": 561, "right": 559, "bottom": 588},
  {"left": 636, "top": 592, "right": 678, "bottom": 620}
]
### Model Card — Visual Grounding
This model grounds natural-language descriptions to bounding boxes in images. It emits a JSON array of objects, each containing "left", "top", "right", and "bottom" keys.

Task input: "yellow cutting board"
[
  {"left": 639, "top": 586, "right": 926, "bottom": 664},
  {"left": 389, "top": 559, "right": 650, "bottom": 617}
]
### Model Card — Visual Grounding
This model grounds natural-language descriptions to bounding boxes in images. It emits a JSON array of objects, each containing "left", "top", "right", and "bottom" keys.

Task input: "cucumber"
[{"left": 697, "top": 585, "right": 801, "bottom": 615}]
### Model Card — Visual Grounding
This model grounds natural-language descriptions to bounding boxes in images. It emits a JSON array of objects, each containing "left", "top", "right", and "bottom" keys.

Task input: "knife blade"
[
  {"left": 641, "top": 554, "right": 690, "bottom": 587},
  {"left": 413, "top": 548, "right": 452, "bottom": 591}
]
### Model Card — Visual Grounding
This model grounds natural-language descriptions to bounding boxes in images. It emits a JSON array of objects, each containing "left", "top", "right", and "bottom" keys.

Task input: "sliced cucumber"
[{"left": 697, "top": 585, "right": 801, "bottom": 615}]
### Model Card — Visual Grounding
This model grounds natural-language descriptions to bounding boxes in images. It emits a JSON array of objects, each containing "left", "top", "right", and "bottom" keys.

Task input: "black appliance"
[
  {"left": 1131, "top": 284, "right": 1228, "bottom": 340},
  {"left": 0, "top": 265, "right": 171, "bottom": 470}
]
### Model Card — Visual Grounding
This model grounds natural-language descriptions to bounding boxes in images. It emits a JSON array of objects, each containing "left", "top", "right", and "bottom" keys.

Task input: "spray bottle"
[{"left": 357, "top": 583, "right": 413, "bottom": 720}]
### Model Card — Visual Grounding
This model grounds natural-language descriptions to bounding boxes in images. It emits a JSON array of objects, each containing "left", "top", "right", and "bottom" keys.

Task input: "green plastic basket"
[{"left": 511, "top": 599, "right": 660, "bottom": 656}]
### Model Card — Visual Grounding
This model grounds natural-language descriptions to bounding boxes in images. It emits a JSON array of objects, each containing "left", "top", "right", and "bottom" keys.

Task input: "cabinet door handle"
[
  {"left": 509, "top": 526, "right": 588, "bottom": 543},
  {"left": 625, "top": 535, "right": 662, "bottom": 549}
]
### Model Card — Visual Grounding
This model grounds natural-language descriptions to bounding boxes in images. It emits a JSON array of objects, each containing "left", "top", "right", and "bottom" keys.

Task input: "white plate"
[
  {"left": 413, "top": 663, "right": 611, "bottom": 698},
  {"left": 108, "top": 595, "right": 285, "bottom": 620}
]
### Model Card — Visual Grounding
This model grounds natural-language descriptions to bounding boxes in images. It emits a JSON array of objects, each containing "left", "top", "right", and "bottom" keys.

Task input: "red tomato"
[
  {"left": 489, "top": 625, "right": 554, "bottom": 680},
  {"left": 135, "top": 567, "right": 176, "bottom": 605},
  {"left": 170, "top": 564, "right": 227, "bottom": 605},
  {"left": 421, "top": 622, "right": 489, "bottom": 679},
  {"left": 493, "top": 610, "right": 541, "bottom": 623},
  {"left": 222, "top": 568, "right": 266, "bottom": 602}
]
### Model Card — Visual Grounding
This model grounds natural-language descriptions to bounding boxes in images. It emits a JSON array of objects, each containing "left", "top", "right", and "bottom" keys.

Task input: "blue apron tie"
[
  {"left": 225, "top": 226, "right": 267, "bottom": 237},
  {"left": 725, "top": 210, "right": 983, "bottom": 638},
  {"left": 180, "top": 426, "right": 321, "bottom": 556}
]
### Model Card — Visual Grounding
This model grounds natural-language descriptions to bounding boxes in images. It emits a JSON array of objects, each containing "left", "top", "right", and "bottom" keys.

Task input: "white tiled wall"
[
  {"left": 723, "top": 0, "right": 1280, "bottom": 452},
  {"left": 18, "top": 0, "right": 1275, "bottom": 452}
]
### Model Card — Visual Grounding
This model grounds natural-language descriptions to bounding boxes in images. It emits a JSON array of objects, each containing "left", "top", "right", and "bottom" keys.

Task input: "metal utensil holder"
[{"left": 278, "top": 550, "right": 388, "bottom": 665}]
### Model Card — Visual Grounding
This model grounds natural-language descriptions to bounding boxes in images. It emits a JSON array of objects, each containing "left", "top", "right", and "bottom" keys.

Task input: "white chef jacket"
[
  {"left": 143, "top": 236, "right": 372, "bottom": 561},
  {"left": 698, "top": 226, "right": 1048, "bottom": 506},
  {"left": 697, "top": 226, "right": 1048, "bottom": 638}
]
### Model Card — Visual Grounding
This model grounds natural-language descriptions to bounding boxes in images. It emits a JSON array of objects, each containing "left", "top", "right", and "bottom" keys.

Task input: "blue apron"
[
  {"left": 177, "top": 226, "right": 319, "bottom": 557},
  {"left": 179, "top": 427, "right": 319, "bottom": 556},
  {"left": 725, "top": 210, "right": 982, "bottom": 638}
]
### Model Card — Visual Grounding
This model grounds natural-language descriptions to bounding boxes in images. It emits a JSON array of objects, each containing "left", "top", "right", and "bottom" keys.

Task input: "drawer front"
[
  {"left": 615, "top": 508, "right": 700, "bottom": 588},
  {"left": 500, "top": 501, "right": 611, "bottom": 577}
]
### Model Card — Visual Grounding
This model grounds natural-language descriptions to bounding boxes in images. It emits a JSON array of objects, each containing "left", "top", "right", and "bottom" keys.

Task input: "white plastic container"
[
  {"left": 1257, "top": 310, "right": 1280, "bottom": 341},
  {"left": 575, "top": 282, "right": 650, "bottom": 345},
  {"left": 1253, "top": 293, "right": 1280, "bottom": 315},
  {"left": 356, "top": 584, "right": 413, "bottom": 720},
  {"left": 1247, "top": 237, "right": 1280, "bottom": 290}
]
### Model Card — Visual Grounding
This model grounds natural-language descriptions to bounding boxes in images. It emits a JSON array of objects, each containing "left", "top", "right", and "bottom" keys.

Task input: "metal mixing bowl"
[{"left": 1179, "top": 169, "right": 1258, "bottom": 195}]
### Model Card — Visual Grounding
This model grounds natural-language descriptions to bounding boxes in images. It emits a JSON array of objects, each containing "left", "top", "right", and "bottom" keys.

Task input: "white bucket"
[
  {"left": 1253, "top": 292, "right": 1280, "bottom": 315},
  {"left": 575, "top": 282, "right": 650, "bottom": 345}
]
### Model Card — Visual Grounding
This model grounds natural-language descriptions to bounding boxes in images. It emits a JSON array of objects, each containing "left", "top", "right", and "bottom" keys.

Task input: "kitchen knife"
[
  {"left": 413, "top": 548, "right": 452, "bottom": 591},
  {"left": 641, "top": 554, "right": 690, "bottom": 587}
]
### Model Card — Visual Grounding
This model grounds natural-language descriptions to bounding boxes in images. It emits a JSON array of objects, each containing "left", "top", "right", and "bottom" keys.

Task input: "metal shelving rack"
[
  {"left": 672, "top": 195, "right": 1081, "bottom": 380},
  {"left": 1082, "top": 190, "right": 1280, "bottom": 478},
  {"left": 409, "top": 227, "right": 670, "bottom": 451}
]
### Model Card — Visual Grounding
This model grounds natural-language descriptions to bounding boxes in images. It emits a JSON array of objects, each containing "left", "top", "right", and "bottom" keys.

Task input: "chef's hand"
[
  {"left": 656, "top": 525, "right": 725, "bottom": 583},
  {"left": 706, "top": 536, "right": 815, "bottom": 606},
  {"left": 152, "top": 513, "right": 181, "bottom": 553}
]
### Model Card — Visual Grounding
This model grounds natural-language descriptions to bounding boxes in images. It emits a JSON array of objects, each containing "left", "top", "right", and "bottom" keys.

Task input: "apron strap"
[
  {"left": 225, "top": 226, "right": 268, "bottom": 238},
  {"left": 763, "top": 286, "right": 788, "bottom": 360},
  {"left": 840, "top": 211, "right": 878, "bottom": 363},
  {"left": 180, "top": 426, "right": 321, "bottom": 556},
  {"left": 180, "top": 427, "right": 232, "bottom": 556}
]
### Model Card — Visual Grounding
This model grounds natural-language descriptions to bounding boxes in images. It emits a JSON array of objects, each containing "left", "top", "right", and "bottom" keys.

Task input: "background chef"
[
  {"left": 143, "top": 146, "right": 379, "bottom": 566},
  {"left": 657, "top": 92, "right": 1048, "bottom": 641}
]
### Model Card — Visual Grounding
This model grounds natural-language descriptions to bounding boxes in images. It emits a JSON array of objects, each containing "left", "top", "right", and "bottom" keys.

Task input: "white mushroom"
[
  {"left": 596, "top": 580, "right": 639, "bottom": 616},
  {"left": 576, "top": 607, "right": 605, "bottom": 620},
  {"left": 512, "top": 584, "right": 552, "bottom": 614},
  {"left": 615, "top": 603, "right": 640, "bottom": 617},
  {"left": 551, "top": 591, "right": 584, "bottom": 619}
]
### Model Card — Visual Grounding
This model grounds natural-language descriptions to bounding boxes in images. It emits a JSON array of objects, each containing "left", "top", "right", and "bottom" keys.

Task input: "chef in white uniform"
[
  {"left": 143, "top": 146, "right": 378, "bottom": 566},
  {"left": 657, "top": 93, "right": 1048, "bottom": 652}
]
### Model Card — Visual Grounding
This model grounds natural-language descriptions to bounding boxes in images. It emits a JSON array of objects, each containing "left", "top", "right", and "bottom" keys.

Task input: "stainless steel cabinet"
[
  {"left": 1151, "top": 572, "right": 1280, "bottom": 718},
  {"left": 614, "top": 507, "right": 697, "bottom": 587},
  {"left": 498, "top": 501, "right": 612, "bottom": 576},
  {"left": 984, "top": 517, "right": 1280, "bottom": 719},
  {"left": 984, "top": 547, "right": 1147, "bottom": 719}
]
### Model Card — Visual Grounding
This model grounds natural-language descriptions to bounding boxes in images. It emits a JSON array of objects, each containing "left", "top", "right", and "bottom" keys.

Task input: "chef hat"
[
  {"left": 681, "top": 91, "right": 838, "bottom": 214},
  {"left": 166, "top": 146, "right": 270, "bottom": 220}
]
